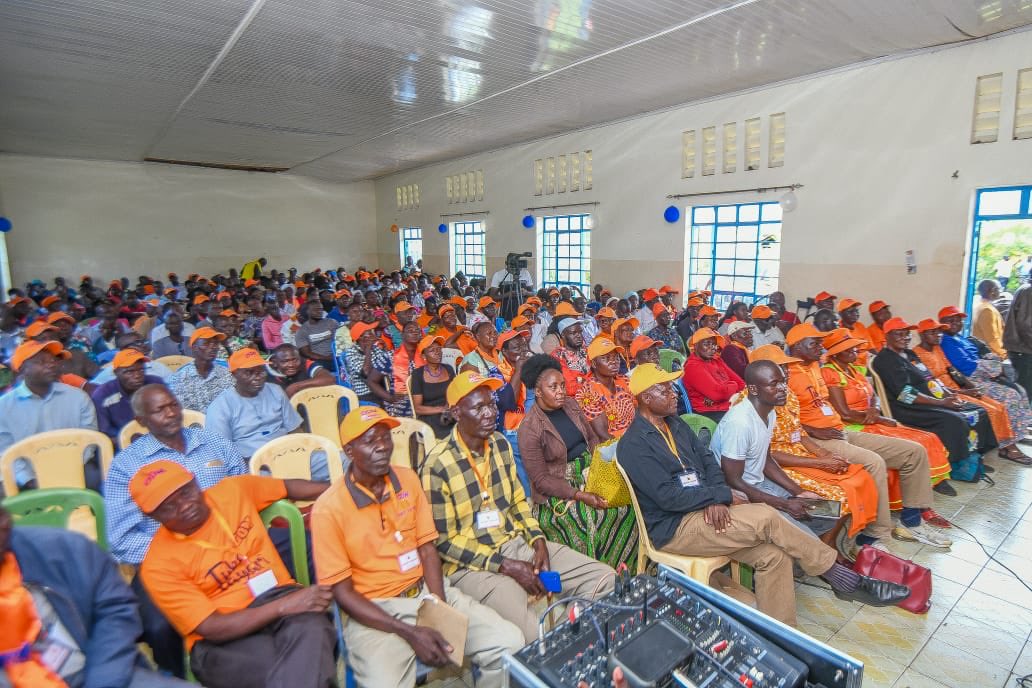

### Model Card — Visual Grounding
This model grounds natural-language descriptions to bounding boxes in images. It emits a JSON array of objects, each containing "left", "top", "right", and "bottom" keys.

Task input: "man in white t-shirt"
[
  {"left": 995, "top": 254, "right": 1015, "bottom": 291},
  {"left": 710, "top": 359, "right": 834, "bottom": 539}
]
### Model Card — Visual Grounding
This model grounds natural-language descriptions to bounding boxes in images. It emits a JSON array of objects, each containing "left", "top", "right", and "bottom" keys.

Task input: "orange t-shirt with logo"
[
  {"left": 140, "top": 476, "right": 291, "bottom": 650},
  {"left": 311, "top": 466, "right": 437, "bottom": 599},
  {"left": 786, "top": 361, "right": 845, "bottom": 430}
]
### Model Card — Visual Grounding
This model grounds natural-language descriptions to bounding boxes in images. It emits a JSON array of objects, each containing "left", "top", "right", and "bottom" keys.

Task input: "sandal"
[{"left": 999, "top": 447, "right": 1032, "bottom": 465}]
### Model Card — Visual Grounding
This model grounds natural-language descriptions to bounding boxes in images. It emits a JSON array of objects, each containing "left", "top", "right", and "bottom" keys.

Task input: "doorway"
[{"left": 966, "top": 186, "right": 1032, "bottom": 318}]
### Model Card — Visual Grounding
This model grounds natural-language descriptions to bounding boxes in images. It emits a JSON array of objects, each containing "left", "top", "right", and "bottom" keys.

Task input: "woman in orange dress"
[
  {"left": 575, "top": 337, "right": 636, "bottom": 439},
  {"left": 429, "top": 303, "right": 477, "bottom": 355},
  {"left": 819, "top": 329, "right": 955, "bottom": 501}
]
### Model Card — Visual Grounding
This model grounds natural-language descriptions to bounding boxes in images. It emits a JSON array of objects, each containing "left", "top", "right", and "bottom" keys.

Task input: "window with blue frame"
[
  {"left": 450, "top": 220, "right": 486, "bottom": 278},
  {"left": 537, "top": 213, "right": 591, "bottom": 292},
  {"left": 401, "top": 226, "right": 422, "bottom": 267},
  {"left": 686, "top": 202, "right": 781, "bottom": 310},
  {"left": 966, "top": 186, "right": 1032, "bottom": 315}
]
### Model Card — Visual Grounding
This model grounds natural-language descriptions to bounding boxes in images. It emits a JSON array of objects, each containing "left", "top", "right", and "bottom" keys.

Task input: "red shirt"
[{"left": 681, "top": 355, "right": 744, "bottom": 412}]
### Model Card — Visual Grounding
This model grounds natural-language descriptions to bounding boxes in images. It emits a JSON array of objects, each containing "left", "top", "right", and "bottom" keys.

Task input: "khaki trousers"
[
  {"left": 809, "top": 431, "right": 933, "bottom": 539},
  {"left": 661, "top": 503, "right": 837, "bottom": 627},
  {"left": 449, "top": 538, "right": 616, "bottom": 642},
  {"left": 344, "top": 581, "right": 524, "bottom": 688}
]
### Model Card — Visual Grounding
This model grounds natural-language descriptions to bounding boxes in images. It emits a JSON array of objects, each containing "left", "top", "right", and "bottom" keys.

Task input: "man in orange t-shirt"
[
  {"left": 784, "top": 324, "right": 944, "bottom": 551},
  {"left": 133, "top": 461, "right": 336, "bottom": 688},
  {"left": 835, "top": 298, "right": 872, "bottom": 367},
  {"left": 867, "top": 300, "right": 892, "bottom": 352},
  {"left": 311, "top": 407, "right": 522, "bottom": 688}
]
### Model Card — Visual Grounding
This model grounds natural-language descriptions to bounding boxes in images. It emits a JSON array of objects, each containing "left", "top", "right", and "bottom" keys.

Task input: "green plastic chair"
[
  {"left": 260, "top": 499, "right": 310, "bottom": 586},
  {"left": 680, "top": 413, "right": 718, "bottom": 446},
  {"left": 2, "top": 487, "right": 108, "bottom": 550},
  {"left": 659, "top": 349, "right": 687, "bottom": 373}
]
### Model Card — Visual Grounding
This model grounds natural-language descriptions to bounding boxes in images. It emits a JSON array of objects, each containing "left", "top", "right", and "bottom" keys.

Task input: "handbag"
[
  {"left": 584, "top": 440, "right": 631, "bottom": 507},
  {"left": 950, "top": 452, "right": 985, "bottom": 483},
  {"left": 852, "top": 545, "right": 932, "bottom": 614}
]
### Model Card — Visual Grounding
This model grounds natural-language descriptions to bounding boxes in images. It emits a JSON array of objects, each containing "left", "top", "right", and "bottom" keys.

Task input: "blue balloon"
[
  {"left": 663, "top": 206, "right": 680, "bottom": 224},
  {"left": 521, "top": 215, "right": 534, "bottom": 229},
  {"left": 0, "top": 217, "right": 11, "bottom": 233},
  {"left": 438, "top": 223, "right": 448, "bottom": 234}
]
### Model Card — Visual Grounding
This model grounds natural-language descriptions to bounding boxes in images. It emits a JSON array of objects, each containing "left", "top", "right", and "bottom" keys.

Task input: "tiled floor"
[{"left": 428, "top": 449, "right": 1032, "bottom": 688}]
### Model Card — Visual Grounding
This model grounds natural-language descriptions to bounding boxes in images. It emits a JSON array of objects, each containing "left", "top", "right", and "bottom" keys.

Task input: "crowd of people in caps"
[{"left": 1, "top": 257, "right": 1031, "bottom": 688}]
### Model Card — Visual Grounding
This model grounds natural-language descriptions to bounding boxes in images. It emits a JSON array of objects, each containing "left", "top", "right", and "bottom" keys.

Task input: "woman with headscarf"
[
  {"left": 820, "top": 328, "right": 955, "bottom": 496},
  {"left": 681, "top": 328, "right": 744, "bottom": 422},
  {"left": 575, "top": 338, "right": 635, "bottom": 439},
  {"left": 550, "top": 317, "right": 589, "bottom": 396},
  {"left": 408, "top": 335, "right": 456, "bottom": 438},
  {"left": 517, "top": 354, "right": 639, "bottom": 570}
]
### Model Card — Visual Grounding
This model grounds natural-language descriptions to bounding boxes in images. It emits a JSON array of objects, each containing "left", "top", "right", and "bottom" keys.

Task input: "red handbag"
[{"left": 852, "top": 545, "right": 932, "bottom": 614}]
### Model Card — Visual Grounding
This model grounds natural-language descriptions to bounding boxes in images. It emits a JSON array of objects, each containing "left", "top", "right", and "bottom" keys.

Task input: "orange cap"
[
  {"left": 613, "top": 317, "right": 639, "bottom": 332},
  {"left": 393, "top": 301, "right": 414, "bottom": 313},
  {"left": 228, "top": 348, "right": 267, "bottom": 372},
  {"left": 25, "top": 321, "right": 56, "bottom": 339},
  {"left": 686, "top": 298, "right": 705, "bottom": 308},
  {"left": 350, "top": 321, "right": 379, "bottom": 341},
  {"left": 641, "top": 288, "right": 660, "bottom": 302},
  {"left": 112, "top": 349, "right": 149, "bottom": 370},
  {"left": 750, "top": 305, "right": 774, "bottom": 319},
  {"left": 917, "top": 318, "right": 949, "bottom": 333},
  {"left": 517, "top": 304, "right": 537, "bottom": 317},
  {"left": 511, "top": 315, "right": 532, "bottom": 329},
  {"left": 448, "top": 296, "right": 467, "bottom": 307},
  {"left": 630, "top": 335, "right": 661, "bottom": 358},
  {"left": 11, "top": 340, "right": 69, "bottom": 372},
  {"left": 142, "top": 285, "right": 155, "bottom": 295},
  {"left": 937, "top": 306, "right": 966, "bottom": 321},
  {"left": 335, "top": 289, "right": 352, "bottom": 299},
  {"left": 868, "top": 300, "right": 890, "bottom": 315},
  {"left": 651, "top": 303, "right": 669, "bottom": 318},
  {"left": 40, "top": 295, "right": 60, "bottom": 308},
  {"left": 814, "top": 291, "right": 836, "bottom": 303},
  {"left": 750, "top": 344, "right": 802, "bottom": 366},
  {"left": 416, "top": 334, "right": 445, "bottom": 357},
  {"left": 785, "top": 323, "right": 832, "bottom": 346},
  {"left": 497, "top": 329, "right": 530, "bottom": 348},
  {"left": 555, "top": 302, "right": 579, "bottom": 317},
  {"left": 339, "top": 406, "right": 400, "bottom": 446},
  {"left": 596, "top": 307, "right": 617, "bottom": 319},
  {"left": 129, "top": 460, "right": 195, "bottom": 514},
  {"left": 46, "top": 312, "right": 75, "bottom": 325},
  {"left": 836, "top": 298, "right": 862, "bottom": 312},
  {"left": 219, "top": 309, "right": 238, "bottom": 317},
  {"left": 586, "top": 337, "right": 624, "bottom": 361},
  {"left": 822, "top": 328, "right": 869, "bottom": 357},
  {"left": 628, "top": 363, "right": 682, "bottom": 396},
  {"left": 659, "top": 285, "right": 678, "bottom": 295},
  {"left": 478, "top": 296, "right": 499, "bottom": 309},
  {"left": 189, "top": 327, "right": 226, "bottom": 346},
  {"left": 437, "top": 304, "right": 456, "bottom": 317},
  {"left": 698, "top": 305, "right": 719, "bottom": 317},
  {"left": 244, "top": 279, "right": 258, "bottom": 287},
  {"left": 689, "top": 327, "right": 726, "bottom": 349},
  {"left": 446, "top": 370, "right": 503, "bottom": 407},
  {"left": 526, "top": 297, "right": 543, "bottom": 307},
  {"left": 882, "top": 317, "right": 917, "bottom": 334},
  {"left": 192, "top": 295, "right": 209, "bottom": 305}
]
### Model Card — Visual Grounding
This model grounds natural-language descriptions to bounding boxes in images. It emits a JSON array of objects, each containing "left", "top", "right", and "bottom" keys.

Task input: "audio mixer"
[{"left": 504, "top": 566, "right": 863, "bottom": 688}]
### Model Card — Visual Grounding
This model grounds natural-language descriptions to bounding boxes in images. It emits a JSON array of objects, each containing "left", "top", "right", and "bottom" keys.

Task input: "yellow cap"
[
  {"left": 586, "top": 337, "right": 623, "bottom": 361},
  {"left": 628, "top": 363, "right": 682, "bottom": 396},
  {"left": 446, "top": 370, "right": 504, "bottom": 407},
  {"left": 339, "top": 406, "right": 401, "bottom": 446}
]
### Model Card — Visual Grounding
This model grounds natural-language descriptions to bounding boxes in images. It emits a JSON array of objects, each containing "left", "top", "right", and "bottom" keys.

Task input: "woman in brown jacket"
[{"left": 517, "top": 354, "right": 639, "bottom": 570}]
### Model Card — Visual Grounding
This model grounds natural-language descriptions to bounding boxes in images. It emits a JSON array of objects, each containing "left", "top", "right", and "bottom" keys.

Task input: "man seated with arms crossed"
[
  {"left": 131, "top": 460, "right": 336, "bottom": 688},
  {"left": 784, "top": 324, "right": 950, "bottom": 550},
  {"left": 421, "top": 371, "right": 615, "bottom": 642},
  {"left": 267, "top": 343, "right": 336, "bottom": 398},
  {"left": 712, "top": 361, "right": 840, "bottom": 542},
  {"left": 312, "top": 407, "right": 523, "bottom": 687},
  {"left": 617, "top": 363, "right": 909, "bottom": 628}
]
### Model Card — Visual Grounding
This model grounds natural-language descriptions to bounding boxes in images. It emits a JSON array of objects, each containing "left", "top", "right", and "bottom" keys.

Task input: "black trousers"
[
  {"left": 1009, "top": 351, "right": 1032, "bottom": 410},
  {"left": 190, "top": 586, "right": 338, "bottom": 688}
]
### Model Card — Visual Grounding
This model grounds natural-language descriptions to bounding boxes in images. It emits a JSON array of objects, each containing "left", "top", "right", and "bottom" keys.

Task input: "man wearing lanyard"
[
  {"left": 421, "top": 371, "right": 616, "bottom": 642},
  {"left": 131, "top": 461, "right": 336, "bottom": 688},
  {"left": 311, "top": 407, "right": 523, "bottom": 687},
  {"left": 783, "top": 324, "right": 946, "bottom": 551},
  {"left": 617, "top": 364, "right": 910, "bottom": 628}
]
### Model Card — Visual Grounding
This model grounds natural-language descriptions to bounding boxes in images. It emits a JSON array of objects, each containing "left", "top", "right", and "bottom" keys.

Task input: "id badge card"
[
  {"left": 248, "top": 569, "right": 277, "bottom": 598},
  {"left": 677, "top": 470, "right": 700, "bottom": 488},
  {"left": 475, "top": 509, "right": 501, "bottom": 529},
  {"left": 398, "top": 549, "right": 421, "bottom": 572},
  {"left": 820, "top": 404, "right": 835, "bottom": 416},
  {"left": 790, "top": 430, "right": 801, "bottom": 443}
]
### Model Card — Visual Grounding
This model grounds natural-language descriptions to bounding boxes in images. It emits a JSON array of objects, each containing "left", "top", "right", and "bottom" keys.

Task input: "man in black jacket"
[{"left": 616, "top": 363, "right": 909, "bottom": 628}]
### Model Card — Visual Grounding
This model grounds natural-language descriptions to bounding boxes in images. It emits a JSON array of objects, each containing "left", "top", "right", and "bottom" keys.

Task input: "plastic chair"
[
  {"left": 250, "top": 433, "right": 345, "bottom": 488},
  {"left": 155, "top": 355, "right": 193, "bottom": 373},
  {"left": 680, "top": 413, "right": 718, "bottom": 446},
  {"left": 614, "top": 455, "right": 730, "bottom": 582},
  {"left": 1, "top": 429, "right": 114, "bottom": 496},
  {"left": 259, "top": 499, "right": 310, "bottom": 586},
  {"left": 659, "top": 349, "right": 687, "bottom": 373},
  {"left": 2, "top": 487, "right": 108, "bottom": 550},
  {"left": 868, "top": 368, "right": 894, "bottom": 420},
  {"left": 440, "top": 347, "right": 463, "bottom": 372},
  {"left": 117, "top": 409, "right": 206, "bottom": 452},
  {"left": 389, "top": 418, "right": 437, "bottom": 471},
  {"left": 291, "top": 385, "right": 359, "bottom": 448}
]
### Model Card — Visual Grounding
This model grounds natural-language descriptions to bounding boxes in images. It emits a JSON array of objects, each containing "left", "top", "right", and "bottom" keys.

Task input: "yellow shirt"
[{"left": 972, "top": 298, "right": 1006, "bottom": 358}]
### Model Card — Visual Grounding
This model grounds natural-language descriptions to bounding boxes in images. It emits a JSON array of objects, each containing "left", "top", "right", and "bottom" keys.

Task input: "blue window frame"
[
  {"left": 537, "top": 213, "right": 591, "bottom": 292},
  {"left": 686, "top": 202, "right": 781, "bottom": 310},
  {"left": 450, "top": 220, "right": 486, "bottom": 279},
  {"left": 401, "top": 226, "right": 422, "bottom": 267},
  {"left": 966, "top": 186, "right": 1032, "bottom": 319}
]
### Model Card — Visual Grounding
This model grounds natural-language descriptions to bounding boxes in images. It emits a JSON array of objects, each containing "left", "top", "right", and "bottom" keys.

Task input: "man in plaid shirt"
[{"left": 421, "top": 371, "right": 615, "bottom": 642}]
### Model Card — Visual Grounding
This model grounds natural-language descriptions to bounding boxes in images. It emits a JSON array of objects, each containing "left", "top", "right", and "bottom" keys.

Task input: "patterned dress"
[
  {"left": 576, "top": 375, "right": 635, "bottom": 438},
  {"left": 552, "top": 346, "right": 590, "bottom": 396}
]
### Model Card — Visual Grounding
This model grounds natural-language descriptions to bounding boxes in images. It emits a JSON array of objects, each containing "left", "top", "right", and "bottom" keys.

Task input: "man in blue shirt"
[{"left": 90, "top": 349, "right": 165, "bottom": 440}]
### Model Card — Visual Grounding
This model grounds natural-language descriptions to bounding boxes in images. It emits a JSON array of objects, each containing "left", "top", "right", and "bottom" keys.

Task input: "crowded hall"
[{"left": 2, "top": 3, "right": 1032, "bottom": 688}]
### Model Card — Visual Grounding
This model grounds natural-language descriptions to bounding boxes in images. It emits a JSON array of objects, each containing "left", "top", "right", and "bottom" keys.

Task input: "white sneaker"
[{"left": 892, "top": 522, "right": 952, "bottom": 549}]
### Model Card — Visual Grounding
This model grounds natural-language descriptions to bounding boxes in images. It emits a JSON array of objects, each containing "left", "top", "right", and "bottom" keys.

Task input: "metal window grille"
[
  {"left": 539, "top": 213, "right": 591, "bottom": 291},
  {"left": 401, "top": 226, "right": 422, "bottom": 266},
  {"left": 450, "top": 220, "right": 486, "bottom": 278}
]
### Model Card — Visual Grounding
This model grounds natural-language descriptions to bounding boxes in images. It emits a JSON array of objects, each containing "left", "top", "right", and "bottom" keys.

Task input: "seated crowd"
[{"left": 1, "top": 261, "right": 1031, "bottom": 687}]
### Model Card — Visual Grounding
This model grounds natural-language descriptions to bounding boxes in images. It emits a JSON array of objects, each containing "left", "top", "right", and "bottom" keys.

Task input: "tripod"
[{"left": 497, "top": 268, "right": 528, "bottom": 320}]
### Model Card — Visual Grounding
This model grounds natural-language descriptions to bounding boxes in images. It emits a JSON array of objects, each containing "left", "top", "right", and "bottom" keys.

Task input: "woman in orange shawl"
[
  {"left": 575, "top": 337, "right": 635, "bottom": 439},
  {"left": 819, "top": 329, "right": 955, "bottom": 505},
  {"left": 912, "top": 319, "right": 1030, "bottom": 465},
  {"left": 429, "top": 303, "right": 477, "bottom": 355}
]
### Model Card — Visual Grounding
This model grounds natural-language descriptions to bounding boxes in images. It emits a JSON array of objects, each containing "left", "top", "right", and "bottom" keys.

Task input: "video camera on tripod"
[
  {"left": 506, "top": 251, "right": 532, "bottom": 272},
  {"left": 499, "top": 251, "right": 533, "bottom": 319}
]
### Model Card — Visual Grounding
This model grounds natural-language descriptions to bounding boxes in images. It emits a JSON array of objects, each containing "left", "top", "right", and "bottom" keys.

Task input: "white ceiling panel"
[{"left": 2, "top": 0, "right": 1031, "bottom": 179}]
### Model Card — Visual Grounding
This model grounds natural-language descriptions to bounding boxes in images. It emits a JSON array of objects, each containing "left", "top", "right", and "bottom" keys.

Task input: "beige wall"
[
  {"left": 0, "top": 155, "right": 376, "bottom": 287},
  {"left": 374, "top": 30, "right": 1032, "bottom": 322}
]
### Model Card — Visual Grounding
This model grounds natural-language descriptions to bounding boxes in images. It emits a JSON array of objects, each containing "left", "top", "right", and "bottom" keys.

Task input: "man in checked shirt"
[{"left": 421, "top": 371, "right": 615, "bottom": 642}]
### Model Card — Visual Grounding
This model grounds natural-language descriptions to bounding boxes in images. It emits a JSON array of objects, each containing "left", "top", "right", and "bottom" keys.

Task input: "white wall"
[
  {"left": 374, "top": 29, "right": 1032, "bottom": 322},
  {"left": 0, "top": 155, "right": 376, "bottom": 287}
]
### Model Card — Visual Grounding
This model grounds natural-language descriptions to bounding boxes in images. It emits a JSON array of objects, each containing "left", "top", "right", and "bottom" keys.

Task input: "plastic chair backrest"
[
  {"left": 389, "top": 418, "right": 437, "bottom": 471},
  {"left": 659, "top": 349, "right": 687, "bottom": 373},
  {"left": 680, "top": 413, "right": 718, "bottom": 447},
  {"left": 440, "top": 348, "right": 463, "bottom": 372},
  {"left": 1, "top": 429, "right": 114, "bottom": 496},
  {"left": 259, "top": 499, "right": 310, "bottom": 585},
  {"left": 250, "top": 433, "right": 345, "bottom": 485},
  {"left": 868, "top": 368, "right": 894, "bottom": 420},
  {"left": 614, "top": 456, "right": 659, "bottom": 574},
  {"left": 155, "top": 355, "right": 193, "bottom": 373},
  {"left": 117, "top": 409, "right": 206, "bottom": 452},
  {"left": 1, "top": 487, "right": 108, "bottom": 549},
  {"left": 290, "top": 385, "right": 359, "bottom": 448}
]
